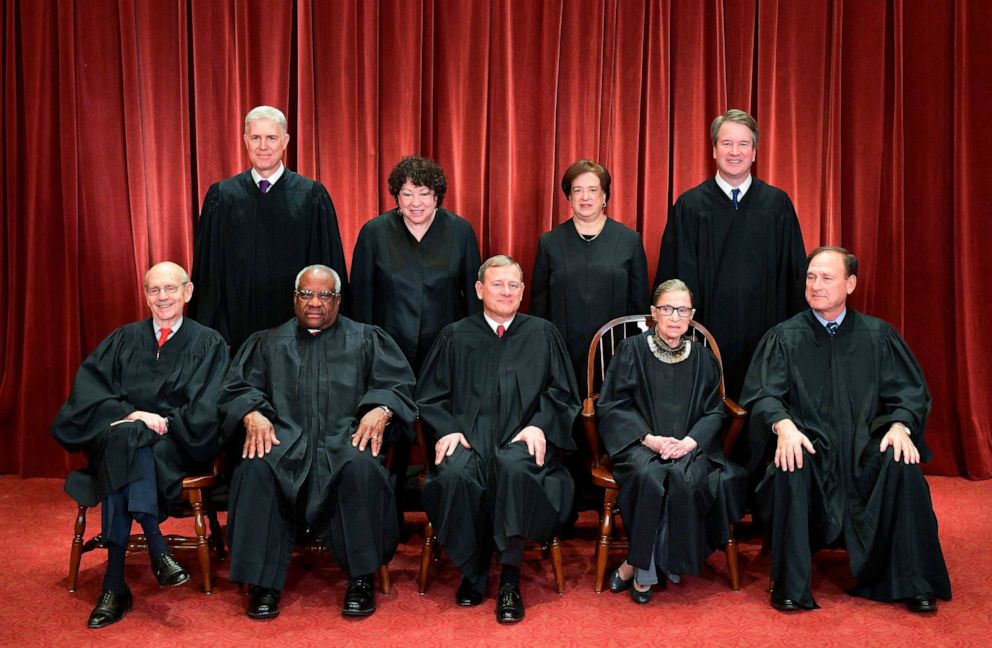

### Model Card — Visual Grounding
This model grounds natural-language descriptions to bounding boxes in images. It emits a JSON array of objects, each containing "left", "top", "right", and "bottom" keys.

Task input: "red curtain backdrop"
[{"left": 2, "top": 0, "right": 990, "bottom": 479}]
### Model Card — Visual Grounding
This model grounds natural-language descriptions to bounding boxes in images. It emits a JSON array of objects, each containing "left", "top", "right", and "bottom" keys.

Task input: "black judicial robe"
[
  {"left": 51, "top": 319, "right": 229, "bottom": 513},
  {"left": 597, "top": 334, "right": 746, "bottom": 573},
  {"left": 189, "top": 169, "right": 349, "bottom": 352},
  {"left": 416, "top": 314, "right": 580, "bottom": 587},
  {"left": 654, "top": 178, "right": 806, "bottom": 400},
  {"left": 531, "top": 218, "right": 649, "bottom": 388},
  {"left": 740, "top": 309, "right": 951, "bottom": 606},
  {"left": 218, "top": 316, "right": 417, "bottom": 505},
  {"left": 350, "top": 208, "right": 481, "bottom": 373}
]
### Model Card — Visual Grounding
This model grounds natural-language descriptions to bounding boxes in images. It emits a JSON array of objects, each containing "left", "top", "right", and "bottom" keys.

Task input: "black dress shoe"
[
  {"left": 770, "top": 590, "right": 802, "bottom": 612},
  {"left": 495, "top": 583, "right": 524, "bottom": 624},
  {"left": 608, "top": 566, "right": 634, "bottom": 593},
  {"left": 152, "top": 553, "right": 190, "bottom": 588},
  {"left": 630, "top": 583, "right": 653, "bottom": 604},
  {"left": 342, "top": 576, "right": 376, "bottom": 617},
  {"left": 456, "top": 578, "right": 484, "bottom": 607},
  {"left": 247, "top": 586, "right": 281, "bottom": 620},
  {"left": 87, "top": 586, "right": 132, "bottom": 629},
  {"left": 906, "top": 593, "right": 938, "bottom": 613}
]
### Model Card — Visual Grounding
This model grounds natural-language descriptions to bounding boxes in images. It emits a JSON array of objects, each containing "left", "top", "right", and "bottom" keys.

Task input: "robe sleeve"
[
  {"left": 529, "top": 235, "right": 551, "bottom": 319},
  {"left": 217, "top": 331, "right": 278, "bottom": 447},
  {"left": 158, "top": 331, "right": 230, "bottom": 463},
  {"left": 349, "top": 223, "right": 376, "bottom": 324},
  {"left": 524, "top": 325, "right": 580, "bottom": 452},
  {"left": 312, "top": 183, "right": 350, "bottom": 313},
  {"left": 459, "top": 221, "right": 483, "bottom": 314},
  {"left": 51, "top": 328, "right": 136, "bottom": 452},
  {"left": 778, "top": 197, "right": 808, "bottom": 317},
  {"left": 188, "top": 183, "right": 229, "bottom": 341},
  {"left": 355, "top": 326, "right": 418, "bottom": 437},
  {"left": 869, "top": 325, "right": 933, "bottom": 459},
  {"left": 739, "top": 327, "right": 794, "bottom": 471},
  {"left": 596, "top": 338, "right": 652, "bottom": 457},
  {"left": 686, "top": 347, "right": 728, "bottom": 452},
  {"left": 654, "top": 199, "right": 701, "bottom": 301},
  {"left": 627, "top": 232, "right": 650, "bottom": 313},
  {"left": 415, "top": 328, "right": 459, "bottom": 445}
]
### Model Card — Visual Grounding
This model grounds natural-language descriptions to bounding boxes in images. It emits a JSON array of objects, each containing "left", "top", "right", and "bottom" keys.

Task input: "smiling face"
[
  {"left": 396, "top": 180, "right": 438, "bottom": 227},
  {"left": 475, "top": 264, "right": 524, "bottom": 323},
  {"left": 567, "top": 171, "right": 607, "bottom": 223},
  {"left": 243, "top": 118, "right": 289, "bottom": 177},
  {"left": 143, "top": 262, "right": 193, "bottom": 328},
  {"left": 293, "top": 269, "right": 341, "bottom": 330},
  {"left": 805, "top": 250, "right": 857, "bottom": 320},
  {"left": 712, "top": 120, "right": 757, "bottom": 185},
  {"left": 651, "top": 289, "right": 693, "bottom": 346}
]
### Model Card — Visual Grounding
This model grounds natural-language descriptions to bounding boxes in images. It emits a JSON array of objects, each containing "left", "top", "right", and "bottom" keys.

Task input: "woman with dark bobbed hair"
[
  {"left": 530, "top": 159, "right": 649, "bottom": 517},
  {"left": 351, "top": 155, "right": 482, "bottom": 373}
]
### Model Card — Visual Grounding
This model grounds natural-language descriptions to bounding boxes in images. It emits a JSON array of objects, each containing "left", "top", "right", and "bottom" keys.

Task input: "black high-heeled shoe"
[
  {"left": 630, "top": 582, "right": 653, "bottom": 604},
  {"left": 608, "top": 566, "right": 634, "bottom": 593}
]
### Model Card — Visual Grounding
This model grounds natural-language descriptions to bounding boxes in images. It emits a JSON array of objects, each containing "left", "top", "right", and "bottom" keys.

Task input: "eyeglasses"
[
  {"left": 652, "top": 304, "right": 695, "bottom": 318},
  {"left": 145, "top": 282, "right": 188, "bottom": 297},
  {"left": 487, "top": 280, "right": 523, "bottom": 292},
  {"left": 295, "top": 290, "right": 340, "bottom": 303}
]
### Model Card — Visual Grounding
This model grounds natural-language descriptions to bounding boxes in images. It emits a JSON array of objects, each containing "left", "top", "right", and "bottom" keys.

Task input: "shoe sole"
[
  {"left": 496, "top": 614, "right": 524, "bottom": 625},
  {"left": 87, "top": 600, "right": 132, "bottom": 629},
  {"left": 246, "top": 609, "right": 280, "bottom": 620},
  {"left": 159, "top": 572, "right": 191, "bottom": 588},
  {"left": 341, "top": 607, "right": 376, "bottom": 617}
]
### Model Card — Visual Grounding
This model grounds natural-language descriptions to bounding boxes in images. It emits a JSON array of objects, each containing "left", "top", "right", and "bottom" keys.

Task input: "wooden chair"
[
  {"left": 414, "top": 420, "right": 566, "bottom": 595},
  {"left": 581, "top": 315, "right": 747, "bottom": 593},
  {"left": 67, "top": 463, "right": 225, "bottom": 594}
]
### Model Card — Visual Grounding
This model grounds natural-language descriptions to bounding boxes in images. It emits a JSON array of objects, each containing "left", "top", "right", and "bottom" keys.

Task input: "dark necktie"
[
  {"left": 259, "top": 179, "right": 271, "bottom": 194},
  {"left": 826, "top": 321, "right": 839, "bottom": 336},
  {"left": 497, "top": 324, "right": 505, "bottom": 338},
  {"left": 731, "top": 187, "right": 741, "bottom": 210}
]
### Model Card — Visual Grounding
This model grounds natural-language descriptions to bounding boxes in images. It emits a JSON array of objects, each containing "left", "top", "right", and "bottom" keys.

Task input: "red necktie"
[
  {"left": 497, "top": 324, "right": 505, "bottom": 338},
  {"left": 157, "top": 327, "right": 172, "bottom": 349}
]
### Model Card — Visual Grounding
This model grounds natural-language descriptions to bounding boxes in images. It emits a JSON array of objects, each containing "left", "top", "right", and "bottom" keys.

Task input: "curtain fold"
[{"left": 2, "top": 0, "right": 989, "bottom": 478}]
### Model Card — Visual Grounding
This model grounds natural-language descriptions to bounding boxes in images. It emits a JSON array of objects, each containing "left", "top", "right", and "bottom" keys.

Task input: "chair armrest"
[
  {"left": 582, "top": 396, "right": 606, "bottom": 468},
  {"left": 721, "top": 398, "right": 747, "bottom": 457}
]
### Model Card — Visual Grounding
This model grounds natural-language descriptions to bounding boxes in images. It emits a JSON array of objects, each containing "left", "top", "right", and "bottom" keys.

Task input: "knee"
[{"left": 232, "top": 457, "right": 275, "bottom": 491}]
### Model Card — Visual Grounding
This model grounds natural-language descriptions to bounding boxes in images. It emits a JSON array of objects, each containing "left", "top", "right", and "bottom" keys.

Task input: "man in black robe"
[
  {"left": 740, "top": 246, "right": 951, "bottom": 613},
  {"left": 51, "top": 262, "right": 229, "bottom": 628},
  {"left": 189, "top": 105, "right": 349, "bottom": 354},
  {"left": 416, "top": 255, "right": 580, "bottom": 624},
  {"left": 220, "top": 265, "right": 416, "bottom": 620},
  {"left": 654, "top": 109, "right": 807, "bottom": 401}
]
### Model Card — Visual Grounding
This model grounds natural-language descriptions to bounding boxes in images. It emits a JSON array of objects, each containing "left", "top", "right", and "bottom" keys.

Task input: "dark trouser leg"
[
  {"left": 315, "top": 444, "right": 396, "bottom": 579},
  {"left": 612, "top": 445, "right": 667, "bottom": 570},
  {"left": 493, "top": 442, "right": 574, "bottom": 553},
  {"left": 227, "top": 459, "right": 295, "bottom": 591},
  {"left": 421, "top": 447, "right": 492, "bottom": 593},
  {"left": 101, "top": 446, "right": 161, "bottom": 591},
  {"left": 766, "top": 455, "right": 820, "bottom": 609},
  {"left": 848, "top": 449, "right": 952, "bottom": 601}
]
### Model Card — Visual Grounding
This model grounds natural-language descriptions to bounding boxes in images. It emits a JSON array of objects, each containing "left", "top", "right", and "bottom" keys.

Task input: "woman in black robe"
[
  {"left": 530, "top": 159, "right": 649, "bottom": 514},
  {"left": 597, "top": 280, "right": 746, "bottom": 603},
  {"left": 350, "top": 156, "right": 482, "bottom": 512}
]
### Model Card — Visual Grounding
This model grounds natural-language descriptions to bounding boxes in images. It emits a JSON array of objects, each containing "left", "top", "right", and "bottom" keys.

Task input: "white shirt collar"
[
  {"left": 251, "top": 163, "right": 285, "bottom": 188},
  {"left": 714, "top": 173, "right": 752, "bottom": 201},
  {"left": 812, "top": 307, "right": 846, "bottom": 329},
  {"left": 153, "top": 316, "right": 183, "bottom": 339},
  {"left": 483, "top": 313, "right": 515, "bottom": 334}
]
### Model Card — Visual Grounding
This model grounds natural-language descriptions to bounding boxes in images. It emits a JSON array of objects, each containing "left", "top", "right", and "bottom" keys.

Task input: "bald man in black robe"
[
  {"left": 219, "top": 265, "right": 416, "bottom": 620},
  {"left": 740, "top": 246, "right": 950, "bottom": 613},
  {"left": 416, "top": 255, "right": 580, "bottom": 624},
  {"left": 52, "top": 262, "right": 229, "bottom": 628}
]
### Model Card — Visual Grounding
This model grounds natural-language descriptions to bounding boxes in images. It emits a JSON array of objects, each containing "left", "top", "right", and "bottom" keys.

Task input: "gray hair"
[
  {"left": 477, "top": 255, "right": 524, "bottom": 283},
  {"left": 244, "top": 105, "right": 288, "bottom": 135},
  {"left": 295, "top": 264, "right": 341, "bottom": 293},
  {"left": 653, "top": 278, "right": 693, "bottom": 307},
  {"left": 144, "top": 261, "right": 190, "bottom": 287},
  {"left": 710, "top": 109, "right": 758, "bottom": 149}
]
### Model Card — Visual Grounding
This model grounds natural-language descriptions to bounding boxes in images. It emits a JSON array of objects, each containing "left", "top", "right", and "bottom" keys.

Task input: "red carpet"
[{"left": 0, "top": 476, "right": 988, "bottom": 646}]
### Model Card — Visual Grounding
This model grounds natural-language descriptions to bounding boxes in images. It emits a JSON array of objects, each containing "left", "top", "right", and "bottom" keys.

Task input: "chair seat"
[
  {"left": 180, "top": 474, "right": 216, "bottom": 489},
  {"left": 591, "top": 463, "right": 617, "bottom": 489}
]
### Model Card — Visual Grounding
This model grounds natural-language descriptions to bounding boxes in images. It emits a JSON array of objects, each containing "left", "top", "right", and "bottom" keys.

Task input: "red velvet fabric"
[{"left": 2, "top": 0, "right": 989, "bottom": 478}]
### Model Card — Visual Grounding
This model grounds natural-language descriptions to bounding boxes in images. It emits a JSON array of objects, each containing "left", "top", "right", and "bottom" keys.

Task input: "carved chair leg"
[
  {"left": 594, "top": 493, "right": 615, "bottom": 593},
  {"left": 205, "top": 493, "right": 226, "bottom": 562},
  {"left": 418, "top": 520, "right": 435, "bottom": 595},
  {"left": 68, "top": 505, "right": 88, "bottom": 592},
  {"left": 188, "top": 488, "right": 212, "bottom": 594},
  {"left": 549, "top": 537, "right": 565, "bottom": 594},
  {"left": 378, "top": 564, "right": 391, "bottom": 595},
  {"left": 725, "top": 522, "right": 740, "bottom": 591}
]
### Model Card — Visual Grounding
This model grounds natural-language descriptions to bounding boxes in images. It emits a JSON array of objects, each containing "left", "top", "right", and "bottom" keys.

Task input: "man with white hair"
[
  {"left": 220, "top": 265, "right": 416, "bottom": 620},
  {"left": 190, "top": 105, "right": 348, "bottom": 353},
  {"left": 52, "top": 262, "right": 229, "bottom": 628}
]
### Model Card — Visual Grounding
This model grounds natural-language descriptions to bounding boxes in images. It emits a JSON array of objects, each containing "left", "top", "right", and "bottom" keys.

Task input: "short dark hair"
[
  {"left": 710, "top": 109, "right": 758, "bottom": 149},
  {"left": 560, "top": 159, "right": 611, "bottom": 203},
  {"left": 388, "top": 156, "right": 447, "bottom": 207},
  {"left": 806, "top": 246, "right": 858, "bottom": 277}
]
